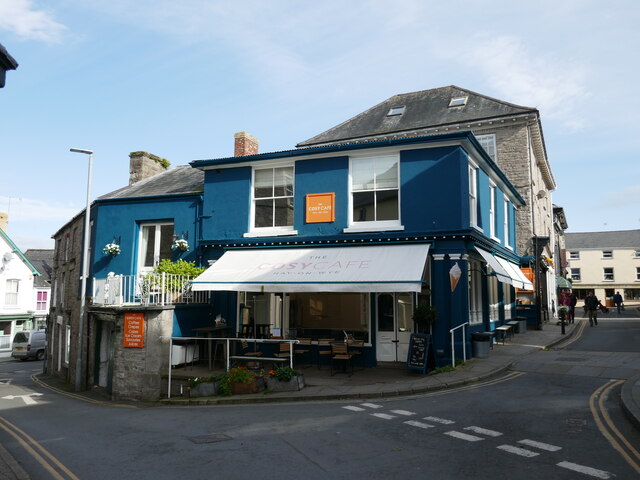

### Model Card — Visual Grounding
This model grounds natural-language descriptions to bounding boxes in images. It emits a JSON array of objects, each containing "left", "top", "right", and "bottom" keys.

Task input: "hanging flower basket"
[
  {"left": 171, "top": 239, "right": 189, "bottom": 252},
  {"left": 102, "top": 243, "right": 121, "bottom": 256}
]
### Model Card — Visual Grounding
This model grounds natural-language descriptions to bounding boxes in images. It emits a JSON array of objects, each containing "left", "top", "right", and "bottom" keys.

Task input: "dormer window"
[
  {"left": 449, "top": 96, "right": 468, "bottom": 107},
  {"left": 387, "top": 106, "right": 405, "bottom": 116}
]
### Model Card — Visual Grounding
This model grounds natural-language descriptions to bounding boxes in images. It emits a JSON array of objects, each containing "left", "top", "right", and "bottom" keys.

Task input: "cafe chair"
[
  {"left": 275, "top": 342, "right": 292, "bottom": 360},
  {"left": 316, "top": 339, "right": 334, "bottom": 369},
  {"left": 330, "top": 343, "right": 354, "bottom": 377},
  {"left": 293, "top": 338, "right": 312, "bottom": 368}
]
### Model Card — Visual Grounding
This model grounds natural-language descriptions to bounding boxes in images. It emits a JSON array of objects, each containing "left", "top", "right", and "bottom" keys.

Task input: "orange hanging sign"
[
  {"left": 124, "top": 312, "right": 145, "bottom": 348},
  {"left": 306, "top": 193, "right": 335, "bottom": 223}
]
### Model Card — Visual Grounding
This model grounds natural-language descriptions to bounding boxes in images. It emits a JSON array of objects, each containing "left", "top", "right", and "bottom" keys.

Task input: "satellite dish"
[
  {"left": 2, "top": 252, "right": 13, "bottom": 262},
  {"left": 536, "top": 189, "right": 547, "bottom": 199}
]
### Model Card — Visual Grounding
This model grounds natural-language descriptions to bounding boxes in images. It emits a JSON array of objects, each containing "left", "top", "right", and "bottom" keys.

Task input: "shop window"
[
  {"left": 139, "top": 223, "right": 174, "bottom": 273},
  {"left": 5, "top": 279, "right": 19, "bottom": 305},
  {"left": 603, "top": 267, "right": 614, "bottom": 281},
  {"left": 348, "top": 155, "right": 400, "bottom": 231},
  {"left": 250, "top": 166, "right": 294, "bottom": 234},
  {"left": 570, "top": 268, "right": 581, "bottom": 281}
]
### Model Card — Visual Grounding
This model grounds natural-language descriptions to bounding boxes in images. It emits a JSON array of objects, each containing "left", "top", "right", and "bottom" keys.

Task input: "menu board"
[
  {"left": 406, "top": 333, "right": 434, "bottom": 374},
  {"left": 123, "top": 312, "right": 145, "bottom": 348}
]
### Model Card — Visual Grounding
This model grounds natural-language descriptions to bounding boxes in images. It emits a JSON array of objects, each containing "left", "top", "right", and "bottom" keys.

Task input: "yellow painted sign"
[{"left": 306, "top": 193, "right": 335, "bottom": 223}]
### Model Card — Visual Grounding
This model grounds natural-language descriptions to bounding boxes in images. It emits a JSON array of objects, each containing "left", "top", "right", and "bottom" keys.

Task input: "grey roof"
[
  {"left": 23, "top": 249, "right": 54, "bottom": 287},
  {"left": 298, "top": 85, "right": 537, "bottom": 147},
  {"left": 565, "top": 230, "right": 640, "bottom": 249},
  {"left": 97, "top": 165, "right": 204, "bottom": 200}
]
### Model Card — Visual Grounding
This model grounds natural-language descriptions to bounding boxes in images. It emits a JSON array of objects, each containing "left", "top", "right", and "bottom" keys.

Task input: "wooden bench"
[{"left": 495, "top": 325, "right": 513, "bottom": 344}]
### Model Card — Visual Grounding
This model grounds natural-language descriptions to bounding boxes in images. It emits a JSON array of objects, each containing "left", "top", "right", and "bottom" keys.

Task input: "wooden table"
[{"left": 193, "top": 325, "right": 233, "bottom": 370}]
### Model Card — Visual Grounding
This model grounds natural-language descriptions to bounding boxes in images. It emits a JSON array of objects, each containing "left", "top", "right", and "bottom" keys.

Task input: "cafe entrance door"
[{"left": 376, "top": 292, "right": 414, "bottom": 362}]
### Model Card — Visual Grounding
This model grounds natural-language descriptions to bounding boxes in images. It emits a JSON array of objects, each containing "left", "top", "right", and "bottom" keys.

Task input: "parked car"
[{"left": 11, "top": 330, "right": 46, "bottom": 361}]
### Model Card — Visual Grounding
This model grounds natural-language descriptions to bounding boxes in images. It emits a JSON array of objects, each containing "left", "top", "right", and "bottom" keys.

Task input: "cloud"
[
  {"left": 442, "top": 33, "right": 591, "bottom": 132},
  {"left": 0, "top": 0, "right": 66, "bottom": 42}
]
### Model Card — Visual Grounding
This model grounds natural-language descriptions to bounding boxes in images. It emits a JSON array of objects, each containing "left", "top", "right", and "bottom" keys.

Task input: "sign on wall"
[
  {"left": 124, "top": 312, "right": 145, "bottom": 348},
  {"left": 305, "top": 193, "right": 335, "bottom": 223}
]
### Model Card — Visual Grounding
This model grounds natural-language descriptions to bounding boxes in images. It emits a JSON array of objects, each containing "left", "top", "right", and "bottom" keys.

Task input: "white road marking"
[
  {"left": 390, "top": 409, "right": 415, "bottom": 416},
  {"left": 518, "top": 439, "right": 562, "bottom": 452},
  {"left": 464, "top": 426, "right": 503, "bottom": 437},
  {"left": 371, "top": 413, "right": 396, "bottom": 420},
  {"left": 404, "top": 420, "right": 434, "bottom": 429},
  {"left": 444, "top": 431, "right": 484, "bottom": 442},
  {"left": 557, "top": 461, "right": 612, "bottom": 479},
  {"left": 342, "top": 406, "right": 365, "bottom": 412},
  {"left": 423, "top": 416, "right": 455, "bottom": 424},
  {"left": 497, "top": 445, "right": 540, "bottom": 457},
  {"left": 361, "top": 403, "right": 383, "bottom": 409},
  {"left": 1, "top": 393, "right": 43, "bottom": 405}
]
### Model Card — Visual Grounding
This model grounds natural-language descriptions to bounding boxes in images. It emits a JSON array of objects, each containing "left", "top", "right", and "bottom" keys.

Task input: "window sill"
[
  {"left": 343, "top": 225, "right": 405, "bottom": 234},
  {"left": 243, "top": 230, "right": 298, "bottom": 238}
]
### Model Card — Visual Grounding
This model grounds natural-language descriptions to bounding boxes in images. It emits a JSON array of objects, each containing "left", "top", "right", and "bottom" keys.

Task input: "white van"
[{"left": 11, "top": 329, "right": 46, "bottom": 361}]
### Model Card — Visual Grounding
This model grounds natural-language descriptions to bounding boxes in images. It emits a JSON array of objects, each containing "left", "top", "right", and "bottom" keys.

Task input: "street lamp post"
[{"left": 70, "top": 148, "right": 93, "bottom": 392}]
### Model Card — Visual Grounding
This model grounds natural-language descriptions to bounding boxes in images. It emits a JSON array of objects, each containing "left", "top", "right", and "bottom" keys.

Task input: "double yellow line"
[
  {"left": 0, "top": 416, "right": 79, "bottom": 480},
  {"left": 590, "top": 380, "right": 640, "bottom": 474}
]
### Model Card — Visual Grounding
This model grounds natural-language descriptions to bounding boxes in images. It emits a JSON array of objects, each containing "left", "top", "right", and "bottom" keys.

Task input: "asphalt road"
[{"left": 0, "top": 319, "right": 639, "bottom": 479}]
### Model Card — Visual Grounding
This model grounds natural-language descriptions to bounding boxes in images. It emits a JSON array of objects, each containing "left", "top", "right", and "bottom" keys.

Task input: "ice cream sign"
[{"left": 306, "top": 193, "right": 335, "bottom": 223}]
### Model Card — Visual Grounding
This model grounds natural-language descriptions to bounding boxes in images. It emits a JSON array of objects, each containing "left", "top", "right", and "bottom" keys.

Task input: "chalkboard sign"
[{"left": 406, "top": 333, "right": 434, "bottom": 375}]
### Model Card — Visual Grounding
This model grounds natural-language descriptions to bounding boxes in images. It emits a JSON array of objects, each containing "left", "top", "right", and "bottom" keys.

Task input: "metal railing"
[
  {"left": 166, "top": 337, "right": 299, "bottom": 398},
  {"left": 93, "top": 273, "right": 210, "bottom": 306},
  {"left": 449, "top": 322, "right": 469, "bottom": 368}
]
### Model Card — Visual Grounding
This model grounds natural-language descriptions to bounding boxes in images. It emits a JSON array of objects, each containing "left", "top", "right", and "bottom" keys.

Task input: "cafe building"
[{"left": 190, "top": 131, "right": 529, "bottom": 366}]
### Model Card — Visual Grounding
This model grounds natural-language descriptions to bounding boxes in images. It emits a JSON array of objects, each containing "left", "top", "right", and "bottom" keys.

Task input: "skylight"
[
  {"left": 449, "top": 96, "right": 468, "bottom": 107},
  {"left": 387, "top": 106, "right": 406, "bottom": 116}
]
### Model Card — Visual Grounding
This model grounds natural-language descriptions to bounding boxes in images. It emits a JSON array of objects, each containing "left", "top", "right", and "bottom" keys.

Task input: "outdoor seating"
[
  {"left": 330, "top": 343, "right": 354, "bottom": 377},
  {"left": 293, "top": 338, "right": 312, "bottom": 367},
  {"left": 317, "top": 339, "right": 335, "bottom": 369}
]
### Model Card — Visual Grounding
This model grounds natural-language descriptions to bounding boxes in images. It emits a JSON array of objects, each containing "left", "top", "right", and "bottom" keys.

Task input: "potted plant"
[
  {"left": 171, "top": 238, "right": 189, "bottom": 252},
  {"left": 266, "top": 366, "right": 305, "bottom": 392},
  {"left": 413, "top": 304, "right": 437, "bottom": 334},
  {"left": 225, "top": 366, "right": 258, "bottom": 395},
  {"left": 185, "top": 375, "right": 219, "bottom": 397}
]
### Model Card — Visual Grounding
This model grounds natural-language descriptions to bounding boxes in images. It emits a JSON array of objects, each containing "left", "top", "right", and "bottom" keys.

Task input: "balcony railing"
[{"left": 93, "top": 273, "right": 210, "bottom": 306}]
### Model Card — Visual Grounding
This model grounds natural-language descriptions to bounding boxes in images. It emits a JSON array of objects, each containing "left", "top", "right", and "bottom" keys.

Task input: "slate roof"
[
  {"left": 565, "top": 229, "right": 640, "bottom": 249},
  {"left": 0, "top": 43, "right": 18, "bottom": 88},
  {"left": 97, "top": 165, "right": 204, "bottom": 200},
  {"left": 298, "top": 85, "right": 538, "bottom": 147},
  {"left": 23, "top": 249, "right": 54, "bottom": 287}
]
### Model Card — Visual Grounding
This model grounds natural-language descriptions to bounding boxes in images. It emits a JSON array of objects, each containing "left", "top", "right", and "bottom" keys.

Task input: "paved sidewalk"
[{"left": 3, "top": 317, "right": 640, "bottom": 479}]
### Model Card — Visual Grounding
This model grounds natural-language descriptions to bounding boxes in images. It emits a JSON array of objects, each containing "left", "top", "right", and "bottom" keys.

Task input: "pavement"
[{"left": 2, "top": 314, "right": 640, "bottom": 479}]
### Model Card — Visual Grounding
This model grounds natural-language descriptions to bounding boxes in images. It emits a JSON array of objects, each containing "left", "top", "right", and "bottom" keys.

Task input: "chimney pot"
[{"left": 234, "top": 132, "right": 259, "bottom": 157}]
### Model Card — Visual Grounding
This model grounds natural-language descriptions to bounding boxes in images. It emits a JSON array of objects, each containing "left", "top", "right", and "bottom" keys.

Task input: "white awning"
[
  {"left": 495, "top": 257, "right": 526, "bottom": 289},
  {"left": 498, "top": 257, "right": 534, "bottom": 290},
  {"left": 191, "top": 244, "right": 430, "bottom": 293},
  {"left": 475, "top": 247, "right": 512, "bottom": 285}
]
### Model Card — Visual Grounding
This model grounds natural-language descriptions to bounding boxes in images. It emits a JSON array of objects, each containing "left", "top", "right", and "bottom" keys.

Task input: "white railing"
[
  {"left": 93, "top": 273, "right": 210, "bottom": 306},
  {"left": 449, "top": 322, "right": 469, "bottom": 368}
]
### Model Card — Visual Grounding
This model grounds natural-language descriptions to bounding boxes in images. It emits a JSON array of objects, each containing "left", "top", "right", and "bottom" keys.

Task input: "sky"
[{"left": 1, "top": 0, "right": 640, "bottom": 251}]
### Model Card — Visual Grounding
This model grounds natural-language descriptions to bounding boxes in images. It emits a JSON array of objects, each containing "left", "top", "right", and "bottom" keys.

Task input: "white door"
[{"left": 376, "top": 293, "right": 414, "bottom": 362}]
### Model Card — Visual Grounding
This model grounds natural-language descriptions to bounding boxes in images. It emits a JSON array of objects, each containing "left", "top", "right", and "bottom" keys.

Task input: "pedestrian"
[
  {"left": 613, "top": 291, "right": 623, "bottom": 314},
  {"left": 584, "top": 291, "right": 599, "bottom": 326},
  {"left": 568, "top": 290, "right": 577, "bottom": 324}
]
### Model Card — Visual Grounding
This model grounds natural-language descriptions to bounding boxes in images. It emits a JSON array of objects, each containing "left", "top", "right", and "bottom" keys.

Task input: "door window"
[{"left": 139, "top": 223, "right": 174, "bottom": 272}]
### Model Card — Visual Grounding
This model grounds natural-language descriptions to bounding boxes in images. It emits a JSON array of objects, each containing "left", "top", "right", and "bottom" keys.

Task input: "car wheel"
[{"left": 36, "top": 350, "right": 45, "bottom": 361}]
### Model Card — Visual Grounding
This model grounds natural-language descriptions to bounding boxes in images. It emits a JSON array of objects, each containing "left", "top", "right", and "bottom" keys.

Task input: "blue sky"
[{"left": 1, "top": 0, "right": 639, "bottom": 250}]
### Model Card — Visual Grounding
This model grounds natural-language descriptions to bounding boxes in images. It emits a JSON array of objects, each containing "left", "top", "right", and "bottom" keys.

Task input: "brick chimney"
[
  {"left": 0, "top": 212, "right": 7, "bottom": 232},
  {"left": 234, "top": 132, "right": 259, "bottom": 157},
  {"left": 129, "top": 151, "right": 170, "bottom": 185}
]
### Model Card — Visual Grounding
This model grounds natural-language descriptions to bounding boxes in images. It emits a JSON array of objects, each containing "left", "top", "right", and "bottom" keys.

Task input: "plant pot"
[
  {"left": 189, "top": 381, "right": 218, "bottom": 398},
  {"left": 229, "top": 380, "right": 258, "bottom": 395},
  {"left": 266, "top": 375, "right": 305, "bottom": 392}
]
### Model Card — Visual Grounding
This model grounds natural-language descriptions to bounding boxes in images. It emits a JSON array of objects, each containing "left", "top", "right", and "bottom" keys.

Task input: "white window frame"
[
  {"left": 476, "top": 134, "right": 497, "bottom": 161},
  {"left": 468, "top": 259, "right": 482, "bottom": 324},
  {"left": 503, "top": 196, "right": 511, "bottom": 248},
  {"left": 569, "top": 251, "right": 580, "bottom": 260},
  {"left": 489, "top": 183, "right": 499, "bottom": 241},
  {"left": 503, "top": 285, "right": 512, "bottom": 320},
  {"left": 5, "top": 279, "right": 19, "bottom": 306},
  {"left": 636, "top": 267, "right": 640, "bottom": 281},
  {"left": 246, "top": 164, "right": 296, "bottom": 237},
  {"left": 345, "top": 154, "right": 402, "bottom": 233},
  {"left": 469, "top": 162, "right": 479, "bottom": 230},
  {"left": 602, "top": 250, "right": 613, "bottom": 259},
  {"left": 603, "top": 267, "right": 614, "bottom": 281},
  {"left": 570, "top": 268, "right": 581, "bottom": 281},
  {"left": 138, "top": 222, "right": 174, "bottom": 274}
]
